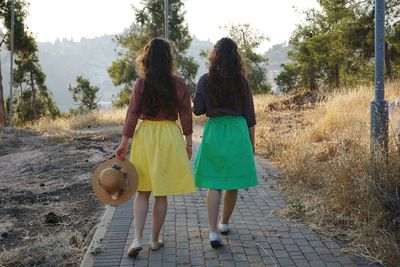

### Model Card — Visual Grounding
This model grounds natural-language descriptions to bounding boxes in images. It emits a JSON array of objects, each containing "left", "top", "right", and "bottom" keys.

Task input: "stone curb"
[{"left": 80, "top": 205, "right": 116, "bottom": 267}]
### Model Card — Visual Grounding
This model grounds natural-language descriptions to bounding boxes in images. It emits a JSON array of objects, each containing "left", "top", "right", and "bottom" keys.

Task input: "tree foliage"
[
  {"left": 276, "top": 0, "right": 400, "bottom": 92},
  {"left": 226, "top": 24, "right": 271, "bottom": 94},
  {"left": 108, "top": 0, "right": 199, "bottom": 107},
  {"left": 68, "top": 76, "right": 100, "bottom": 111},
  {"left": 11, "top": 35, "right": 59, "bottom": 124},
  {"left": 275, "top": 63, "right": 300, "bottom": 93},
  {"left": 9, "top": 86, "right": 60, "bottom": 125}
]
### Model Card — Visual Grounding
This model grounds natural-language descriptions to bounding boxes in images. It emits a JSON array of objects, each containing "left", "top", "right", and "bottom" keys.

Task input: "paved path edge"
[{"left": 81, "top": 205, "right": 116, "bottom": 267}]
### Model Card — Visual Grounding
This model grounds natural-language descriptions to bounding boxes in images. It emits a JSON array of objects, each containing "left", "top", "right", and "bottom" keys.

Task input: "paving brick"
[
  {"left": 273, "top": 249, "right": 290, "bottom": 258},
  {"left": 235, "top": 262, "right": 250, "bottom": 267},
  {"left": 293, "top": 259, "right": 312, "bottom": 267},
  {"left": 284, "top": 244, "right": 300, "bottom": 252},
  {"left": 205, "top": 259, "right": 220, "bottom": 267},
  {"left": 310, "top": 260, "right": 327, "bottom": 267},
  {"left": 247, "top": 254, "right": 264, "bottom": 263},
  {"left": 277, "top": 257, "right": 296, "bottom": 266}
]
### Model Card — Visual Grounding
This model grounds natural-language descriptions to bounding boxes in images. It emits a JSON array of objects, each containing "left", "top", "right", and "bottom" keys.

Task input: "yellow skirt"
[{"left": 129, "top": 120, "right": 195, "bottom": 196}]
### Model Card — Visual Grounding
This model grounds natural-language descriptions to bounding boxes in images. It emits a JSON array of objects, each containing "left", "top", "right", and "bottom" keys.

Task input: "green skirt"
[{"left": 194, "top": 115, "right": 258, "bottom": 190}]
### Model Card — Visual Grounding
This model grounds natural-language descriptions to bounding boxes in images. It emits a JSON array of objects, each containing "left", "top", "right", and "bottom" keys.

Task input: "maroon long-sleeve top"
[
  {"left": 122, "top": 76, "right": 193, "bottom": 137},
  {"left": 193, "top": 74, "right": 256, "bottom": 128}
]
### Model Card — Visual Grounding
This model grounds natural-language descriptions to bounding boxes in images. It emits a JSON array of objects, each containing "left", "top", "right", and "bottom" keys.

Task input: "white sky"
[{"left": 26, "top": 0, "right": 319, "bottom": 51}]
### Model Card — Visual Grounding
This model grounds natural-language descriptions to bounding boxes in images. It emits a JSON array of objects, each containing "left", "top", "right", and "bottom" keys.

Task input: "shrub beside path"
[{"left": 81, "top": 132, "right": 379, "bottom": 267}]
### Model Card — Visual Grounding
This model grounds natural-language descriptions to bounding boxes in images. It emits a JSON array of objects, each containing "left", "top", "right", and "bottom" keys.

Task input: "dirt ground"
[{"left": 0, "top": 128, "right": 121, "bottom": 266}]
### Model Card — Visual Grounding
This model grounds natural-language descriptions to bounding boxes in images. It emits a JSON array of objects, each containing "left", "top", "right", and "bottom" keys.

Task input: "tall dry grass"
[
  {"left": 28, "top": 108, "right": 127, "bottom": 135},
  {"left": 255, "top": 83, "right": 400, "bottom": 265}
]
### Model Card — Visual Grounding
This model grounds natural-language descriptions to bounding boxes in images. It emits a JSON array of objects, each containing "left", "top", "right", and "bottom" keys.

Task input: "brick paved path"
[{"left": 82, "top": 137, "right": 378, "bottom": 267}]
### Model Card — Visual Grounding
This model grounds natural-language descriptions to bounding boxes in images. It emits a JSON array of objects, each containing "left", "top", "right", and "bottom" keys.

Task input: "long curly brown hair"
[
  {"left": 135, "top": 37, "right": 178, "bottom": 117},
  {"left": 208, "top": 37, "right": 248, "bottom": 108}
]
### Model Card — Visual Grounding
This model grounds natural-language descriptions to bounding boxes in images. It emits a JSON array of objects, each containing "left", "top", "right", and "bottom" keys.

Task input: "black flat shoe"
[
  {"left": 127, "top": 240, "right": 143, "bottom": 257},
  {"left": 210, "top": 239, "right": 223, "bottom": 249},
  {"left": 209, "top": 232, "right": 223, "bottom": 249},
  {"left": 127, "top": 246, "right": 142, "bottom": 257},
  {"left": 220, "top": 229, "right": 230, "bottom": 235},
  {"left": 218, "top": 223, "right": 230, "bottom": 235}
]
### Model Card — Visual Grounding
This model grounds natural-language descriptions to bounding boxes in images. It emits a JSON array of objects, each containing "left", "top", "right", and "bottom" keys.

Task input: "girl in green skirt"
[{"left": 193, "top": 37, "right": 258, "bottom": 248}]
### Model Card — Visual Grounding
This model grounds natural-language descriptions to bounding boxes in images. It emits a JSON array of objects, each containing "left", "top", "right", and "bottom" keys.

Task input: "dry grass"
[
  {"left": 27, "top": 108, "right": 126, "bottom": 135},
  {"left": 0, "top": 231, "right": 87, "bottom": 267},
  {"left": 255, "top": 83, "right": 400, "bottom": 266}
]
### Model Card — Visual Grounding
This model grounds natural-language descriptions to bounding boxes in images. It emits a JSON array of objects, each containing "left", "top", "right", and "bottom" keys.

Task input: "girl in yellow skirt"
[{"left": 115, "top": 38, "right": 195, "bottom": 257}]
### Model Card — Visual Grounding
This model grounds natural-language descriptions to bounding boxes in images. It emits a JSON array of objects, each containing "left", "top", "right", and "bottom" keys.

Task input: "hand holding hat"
[{"left": 92, "top": 158, "right": 138, "bottom": 206}]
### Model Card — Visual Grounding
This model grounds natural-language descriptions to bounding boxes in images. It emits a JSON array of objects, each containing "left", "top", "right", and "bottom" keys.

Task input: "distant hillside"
[
  {"left": 0, "top": 37, "right": 291, "bottom": 111},
  {"left": 265, "top": 42, "right": 292, "bottom": 90},
  {"left": 1, "top": 35, "right": 118, "bottom": 111},
  {"left": 1, "top": 35, "right": 212, "bottom": 111},
  {"left": 186, "top": 36, "right": 213, "bottom": 77}
]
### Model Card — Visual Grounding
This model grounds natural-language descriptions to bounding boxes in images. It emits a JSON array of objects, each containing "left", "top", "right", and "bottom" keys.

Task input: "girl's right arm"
[
  {"left": 116, "top": 79, "right": 142, "bottom": 159},
  {"left": 243, "top": 81, "right": 256, "bottom": 154},
  {"left": 249, "top": 126, "right": 255, "bottom": 154},
  {"left": 116, "top": 135, "right": 130, "bottom": 160}
]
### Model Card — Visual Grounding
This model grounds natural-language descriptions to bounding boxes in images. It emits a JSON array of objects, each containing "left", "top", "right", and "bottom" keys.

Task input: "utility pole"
[
  {"left": 164, "top": 0, "right": 168, "bottom": 39},
  {"left": 371, "top": 0, "right": 388, "bottom": 163},
  {"left": 0, "top": 35, "right": 6, "bottom": 128},
  {"left": 9, "top": 0, "right": 15, "bottom": 127}
]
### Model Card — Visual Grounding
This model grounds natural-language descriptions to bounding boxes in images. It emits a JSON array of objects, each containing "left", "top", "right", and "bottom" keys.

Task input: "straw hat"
[{"left": 92, "top": 158, "right": 138, "bottom": 205}]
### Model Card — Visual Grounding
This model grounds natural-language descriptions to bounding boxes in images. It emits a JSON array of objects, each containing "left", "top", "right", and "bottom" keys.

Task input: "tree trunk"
[
  {"left": 335, "top": 64, "right": 340, "bottom": 88},
  {"left": 30, "top": 72, "right": 37, "bottom": 120},
  {"left": 385, "top": 41, "right": 393, "bottom": 80},
  {"left": 0, "top": 56, "right": 5, "bottom": 128}
]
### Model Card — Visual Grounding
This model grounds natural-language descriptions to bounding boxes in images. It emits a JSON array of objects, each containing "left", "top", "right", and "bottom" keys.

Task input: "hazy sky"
[{"left": 26, "top": 0, "right": 319, "bottom": 51}]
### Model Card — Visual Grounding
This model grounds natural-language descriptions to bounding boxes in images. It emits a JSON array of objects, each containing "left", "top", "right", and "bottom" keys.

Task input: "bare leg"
[
  {"left": 207, "top": 189, "right": 222, "bottom": 233},
  {"left": 151, "top": 196, "right": 168, "bottom": 243},
  {"left": 221, "top": 190, "right": 238, "bottom": 224},
  {"left": 133, "top": 191, "right": 151, "bottom": 241}
]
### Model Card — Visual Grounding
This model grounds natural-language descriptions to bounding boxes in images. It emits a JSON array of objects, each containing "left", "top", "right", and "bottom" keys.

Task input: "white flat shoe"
[
  {"left": 150, "top": 240, "right": 164, "bottom": 251},
  {"left": 218, "top": 223, "right": 230, "bottom": 235},
  {"left": 127, "top": 239, "right": 143, "bottom": 257}
]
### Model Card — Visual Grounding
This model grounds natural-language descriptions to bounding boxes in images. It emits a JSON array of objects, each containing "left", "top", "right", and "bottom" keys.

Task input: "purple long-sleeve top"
[
  {"left": 192, "top": 74, "right": 256, "bottom": 128},
  {"left": 122, "top": 76, "right": 193, "bottom": 137}
]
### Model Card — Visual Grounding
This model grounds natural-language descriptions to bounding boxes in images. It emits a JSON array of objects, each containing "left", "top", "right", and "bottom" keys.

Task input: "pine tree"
[
  {"left": 226, "top": 24, "right": 271, "bottom": 94},
  {"left": 68, "top": 76, "right": 100, "bottom": 112},
  {"left": 0, "top": 0, "right": 59, "bottom": 125},
  {"left": 108, "top": 0, "right": 199, "bottom": 107}
]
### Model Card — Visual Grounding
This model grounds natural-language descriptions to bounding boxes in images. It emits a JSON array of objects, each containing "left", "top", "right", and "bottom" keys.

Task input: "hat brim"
[{"left": 92, "top": 158, "right": 138, "bottom": 206}]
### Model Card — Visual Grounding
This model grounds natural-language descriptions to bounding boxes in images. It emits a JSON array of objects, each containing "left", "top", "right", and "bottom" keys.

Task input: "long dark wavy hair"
[
  {"left": 208, "top": 37, "right": 248, "bottom": 108},
  {"left": 135, "top": 37, "right": 178, "bottom": 116}
]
